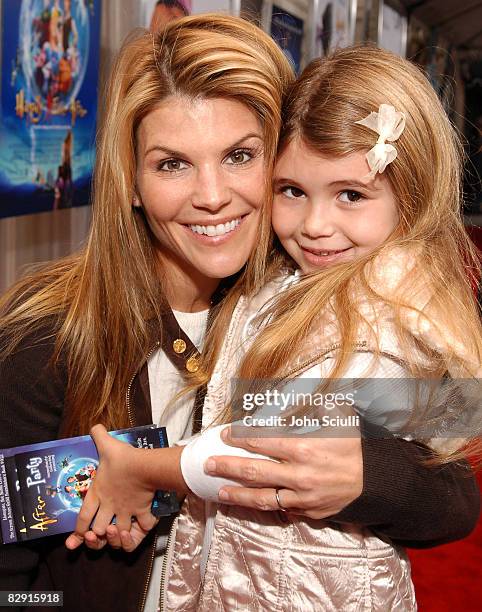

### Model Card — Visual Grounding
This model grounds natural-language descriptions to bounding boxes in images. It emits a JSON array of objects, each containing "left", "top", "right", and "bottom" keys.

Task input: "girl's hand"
[
  {"left": 65, "top": 519, "right": 156, "bottom": 552},
  {"left": 65, "top": 424, "right": 158, "bottom": 549},
  {"left": 204, "top": 426, "right": 363, "bottom": 519}
]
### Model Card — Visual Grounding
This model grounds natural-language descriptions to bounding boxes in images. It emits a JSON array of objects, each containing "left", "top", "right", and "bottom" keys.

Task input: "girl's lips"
[{"left": 300, "top": 246, "right": 352, "bottom": 267}]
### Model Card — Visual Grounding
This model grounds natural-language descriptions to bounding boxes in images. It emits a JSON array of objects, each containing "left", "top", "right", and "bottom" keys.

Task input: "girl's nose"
[{"left": 301, "top": 203, "right": 336, "bottom": 238}]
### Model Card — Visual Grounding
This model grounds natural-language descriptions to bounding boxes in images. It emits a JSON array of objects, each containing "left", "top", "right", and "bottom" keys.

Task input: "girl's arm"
[
  {"left": 65, "top": 423, "right": 270, "bottom": 551},
  {"left": 66, "top": 424, "right": 189, "bottom": 549}
]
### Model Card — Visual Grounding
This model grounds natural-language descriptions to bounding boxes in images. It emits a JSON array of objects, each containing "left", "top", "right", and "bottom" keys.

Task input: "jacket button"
[
  {"left": 186, "top": 355, "right": 199, "bottom": 373},
  {"left": 173, "top": 339, "right": 187, "bottom": 354}
]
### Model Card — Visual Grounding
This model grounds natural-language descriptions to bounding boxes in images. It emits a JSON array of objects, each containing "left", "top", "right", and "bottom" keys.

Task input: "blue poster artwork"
[
  {"left": 0, "top": 0, "right": 101, "bottom": 218},
  {"left": 270, "top": 6, "right": 304, "bottom": 74},
  {"left": 0, "top": 425, "right": 177, "bottom": 544}
]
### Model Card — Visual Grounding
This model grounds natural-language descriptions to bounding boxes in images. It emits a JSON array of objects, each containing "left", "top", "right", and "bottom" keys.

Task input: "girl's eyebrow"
[
  {"left": 272, "top": 176, "right": 382, "bottom": 194},
  {"left": 272, "top": 176, "right": 303, "bottom": 186},
  {"left": 328, "top": 179, "right": 381, "bottom": 191},
  {"left": 272, "top": 177, "right": 307, "bottom": 193}
]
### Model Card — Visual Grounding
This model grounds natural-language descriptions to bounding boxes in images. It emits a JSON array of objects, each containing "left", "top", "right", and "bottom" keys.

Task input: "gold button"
[
  {"left": 186, "top": 355, "right": 199, "bottom": 373},
  {"left": 173, "top": 339, "right": 186, "bottom": 354}
]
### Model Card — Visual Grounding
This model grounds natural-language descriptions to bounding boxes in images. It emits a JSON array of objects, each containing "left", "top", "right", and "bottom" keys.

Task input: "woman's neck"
[
  {"left": 161, "top": 265, "right": 219, "bottom": 313},
  {"left": 168, "top": 290, "right": 213, "bottom": 313}
]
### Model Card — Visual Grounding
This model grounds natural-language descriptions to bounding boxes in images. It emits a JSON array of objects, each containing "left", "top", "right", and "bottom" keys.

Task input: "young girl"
[{"left": 70, "top": 45, "right": 482, "bottom": 610}]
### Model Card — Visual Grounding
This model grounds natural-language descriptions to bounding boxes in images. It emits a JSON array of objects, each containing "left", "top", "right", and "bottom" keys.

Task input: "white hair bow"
[{"left": 355, "top": 104, "right": 406, "bottom": 179}]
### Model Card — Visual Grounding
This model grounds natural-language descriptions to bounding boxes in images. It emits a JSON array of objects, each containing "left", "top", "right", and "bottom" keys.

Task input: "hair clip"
[{"left": 355, "top": 104, "right": 406, "bottom": 179}]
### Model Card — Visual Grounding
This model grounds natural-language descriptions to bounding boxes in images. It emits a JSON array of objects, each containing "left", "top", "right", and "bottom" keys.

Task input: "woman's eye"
[
  {"left": 339, "top": 190, "right": 363, "bottom": 204},
  {"left": 226, "top": 149, "right": 252, "bottom": 165},
  {"left": 281, "top": 185, "right": 306, "bottom": 199},
  {"left": 157, "top": 159, "right": 188, "bottom": 172}
]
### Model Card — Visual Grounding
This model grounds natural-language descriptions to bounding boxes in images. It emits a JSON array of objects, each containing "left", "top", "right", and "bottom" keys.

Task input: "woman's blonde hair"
[
  {"left": 0, "top": 14, "right": 294, "bottom": 435},
  {"left": 210, "top": 45, "right": 482, "bottom": 462}
]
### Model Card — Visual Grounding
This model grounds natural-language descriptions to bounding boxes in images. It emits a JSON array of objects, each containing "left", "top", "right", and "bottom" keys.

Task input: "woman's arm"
[
  {"left": 332, "top": 427, "right": 480, "bottom": 547},
  {"left": 205, "top": 353, "right": 480, "bottom": 546},
  {"left": 0, "top": 326, "right": 66, "bottom": 588},
  {"left": 69, "top": 348, "right": 480, "bottom": 550},
  {"left": 206, "top": 427, "right": 480, "bottom": 546},
  {"left": 82, "top": 420, "right": 479, "bottom": 550}
]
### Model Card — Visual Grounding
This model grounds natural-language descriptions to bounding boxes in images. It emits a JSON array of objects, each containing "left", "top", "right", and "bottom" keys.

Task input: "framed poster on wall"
[
  {"left": 378, "top": 0, "right": 407, "bottom": 57},
  {"left": 0, "top": 0, "right": 101, "bottom": 219},
  {"left": 270, "top": 5, "right": 304, "bottom": 74},
  {"left": 140, "top": 0, "right": 192, "bottom": 29},
  {"left": 309, "top": 0, "right": 356, "bottom": 60},
  {"left": 140, "top": 0, "right": 240, "bottom": 30}
]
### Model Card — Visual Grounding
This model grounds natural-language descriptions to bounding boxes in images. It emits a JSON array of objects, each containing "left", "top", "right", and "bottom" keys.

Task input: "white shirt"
[{"left": 144, "top": 308, "right": 209, "bottom": 612}]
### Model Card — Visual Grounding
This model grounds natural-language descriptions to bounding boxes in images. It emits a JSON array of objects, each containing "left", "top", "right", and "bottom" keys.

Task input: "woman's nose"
[{"left": 191, "top": 166, "right": 232, "bottom": 211}]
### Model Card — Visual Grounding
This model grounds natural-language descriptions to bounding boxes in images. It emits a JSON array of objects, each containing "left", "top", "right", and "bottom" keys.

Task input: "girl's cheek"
[{"left": 271, "top": 200, "right": 289, "bottom": 236}]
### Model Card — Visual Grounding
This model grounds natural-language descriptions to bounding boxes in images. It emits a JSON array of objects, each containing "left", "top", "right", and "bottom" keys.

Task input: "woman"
[{"left": 0, "top": 15, "right": 479, "bottom": 612}]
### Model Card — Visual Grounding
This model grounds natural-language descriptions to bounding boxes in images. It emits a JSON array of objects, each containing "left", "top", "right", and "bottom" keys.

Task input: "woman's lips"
[{"left": 182, "top": 214, "right": 247, "bottom": 245}]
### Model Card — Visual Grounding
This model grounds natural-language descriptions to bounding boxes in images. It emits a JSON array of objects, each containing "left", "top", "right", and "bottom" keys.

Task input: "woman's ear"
[{"left": 132, "top": 194, "right": 141, "bottom": 208}]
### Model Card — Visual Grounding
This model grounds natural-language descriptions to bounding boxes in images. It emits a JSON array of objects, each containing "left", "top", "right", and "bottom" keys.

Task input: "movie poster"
[
  {"left": 270, "top": 5, "right": 304, "bottom": 74},
  {"left": 379, "top": 2, "right": 407, "bottom": 57},
  {"left": 140, "top": 0, "right": 191, "bottom": 31},
  {"left": 311, "top": 0, "right": 355, "bottom": 59},
  {"left": 139, "top": 0, "right": 235, "bottom": 32},
  {"left": 0, "top": 0, "right": 101, "bottom": 219}
]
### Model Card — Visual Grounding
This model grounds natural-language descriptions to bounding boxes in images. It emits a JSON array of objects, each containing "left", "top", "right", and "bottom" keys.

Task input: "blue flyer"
[{"left": 0, "top": 425, "right": 178, "bottom": 544}]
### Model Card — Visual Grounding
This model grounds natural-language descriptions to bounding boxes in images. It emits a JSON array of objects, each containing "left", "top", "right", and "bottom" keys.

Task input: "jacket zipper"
[
  {"left": 196, "top": 503, "right": 218, "bottom": 605},
  {"left": 126, "top": 340, "right": 161, "bottom": 428},
  {"left": 158, "top": 515, "right": 178, "bottom": 612},
  {"left": 279, "top": 340, "right": 367, "bottom": 382},
  {"left": 156, "top": 338, "right": 368, "bottom": 609},
  {"left": 125, "top": 340, "right": 162, "bottom": 612}
]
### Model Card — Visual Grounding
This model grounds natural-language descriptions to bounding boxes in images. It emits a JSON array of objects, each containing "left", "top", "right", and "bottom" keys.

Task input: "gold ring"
[{"left": 275, "top": 488, "right": 288, "bottom": 512}]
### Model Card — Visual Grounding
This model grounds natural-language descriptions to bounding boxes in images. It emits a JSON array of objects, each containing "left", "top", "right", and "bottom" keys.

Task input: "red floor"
[
  {"left": 408, "top": 224, "right": 482, "bottom": 610},
  {"left": 408, "top": 472, "right": 482, "bottom": 611}
]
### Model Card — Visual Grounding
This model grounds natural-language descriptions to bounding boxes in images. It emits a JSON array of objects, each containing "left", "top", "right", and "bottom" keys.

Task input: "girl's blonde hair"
[
  {"left": 0, "top": 14, "right": 294, "bottom": 436},
  {"left": 207, "top": 45, "right": 482, "bottom": 462}
]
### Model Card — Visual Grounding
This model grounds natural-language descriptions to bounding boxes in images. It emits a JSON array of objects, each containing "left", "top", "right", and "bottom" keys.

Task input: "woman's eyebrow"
[
  {"left": 220, "top": 133, "right": 263, "bottom": 156},
  {"left": 144, "top": 133, "right": 263, "bottom": 159},
  {"left": 144, "top": 145, "right": 184, "bottom": 158}
]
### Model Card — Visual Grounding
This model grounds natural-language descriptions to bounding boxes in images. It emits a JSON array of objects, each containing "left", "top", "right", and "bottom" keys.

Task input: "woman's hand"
[
  {"left": 204, "top": 426, "right": 364, "bottom": 519},
  {"left": 65, "top": 424, "right": 158, "bottom": 550}
]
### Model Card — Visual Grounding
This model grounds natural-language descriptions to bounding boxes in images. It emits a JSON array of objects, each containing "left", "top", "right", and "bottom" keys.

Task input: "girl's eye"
[
  {"left": 157, "top": 159, "right": 188, "bottom": 172},
  {"left": 339, "top": 190, "right": 363, "bottom": 204},
  {"left": 281, "top": 185, "right": 306, "bottom": 199},
  {"left": 226, "top": 149, "right": 252, "bottom": 165}
]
